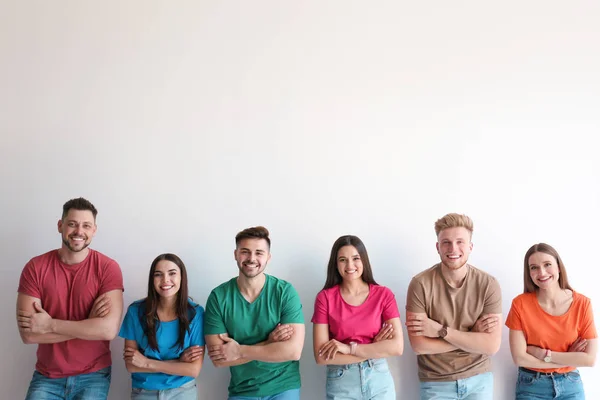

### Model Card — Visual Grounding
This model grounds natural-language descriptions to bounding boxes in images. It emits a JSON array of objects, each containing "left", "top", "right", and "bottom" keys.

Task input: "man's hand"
[
  {"left": 17, "top": 302, "right": 54, "bottom": 334},
  {"left": 568, "top": 337, "right": 588, "bottom": 353},
  {"left": 318, "top": 339, "right": 351, "bottom": 360},
  {"left": 208, "top": 334, "right": 242, "bottom": 362},
  {"left": 179, "top": 345, "right": 204, "bottom": 362},
  {"left": 373, "top": 322, "right": 394, "bottom": 342},
  {"left": 526, "top": 345, "right": 546, "bottom": 360},
  {"left": 88, "top": 294, "right": 111, "bottom": 319},
  {"left": 124, "top": 347, "right": 150, "bottom": 368},
  {"left": 405, "top": 313, "right": 442, "bottom": 338},
  {"left": 471, "top": 314, "right": 499, "bottom": 333},
  {"left": 267, "top": 323, "right": 294, "bottom": 344}
]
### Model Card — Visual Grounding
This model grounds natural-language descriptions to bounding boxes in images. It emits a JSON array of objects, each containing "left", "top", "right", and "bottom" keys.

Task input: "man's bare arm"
[{"left": 17, "top": 293, "right": 73, "bottom": 344}]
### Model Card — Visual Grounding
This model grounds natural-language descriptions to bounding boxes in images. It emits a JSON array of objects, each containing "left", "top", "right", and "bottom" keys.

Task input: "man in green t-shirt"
[{"left": 204, "top": 226, "right": 305, "bottom": 399}]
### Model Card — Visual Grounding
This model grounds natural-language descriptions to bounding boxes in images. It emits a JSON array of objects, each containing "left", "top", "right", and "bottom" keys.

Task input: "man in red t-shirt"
[{"left": 16, "top": 197, "right": 124, "bottom": 400}]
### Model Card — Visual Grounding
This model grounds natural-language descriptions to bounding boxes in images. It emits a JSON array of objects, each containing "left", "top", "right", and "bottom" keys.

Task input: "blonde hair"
[{"left": 434, "top": 213, "right": 474, "bottom": 237}]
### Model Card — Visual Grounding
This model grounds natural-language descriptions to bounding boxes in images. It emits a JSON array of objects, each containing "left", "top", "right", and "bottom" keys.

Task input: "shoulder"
[
  {"left": 468, "top": 265, "right": 499, "bottom": 286},
  {"left": 209, "top": 277, "right": 237, "bottom": 296},
  {"left": 410, "top": 264, "right": 440, "bottom": 284},
  {"left": 511, "top": 292, "right": 534, "bottom": 307},
  {"left": 25, "top": 250, "right": 58, "bottom": 269},
  {"left": 188, "top": 299, "right": 205, "bottom": 314},
  {"left": 315, "top": 286, "right": 338, "bottom": 301},
  {"left": 370, "top": 284, "right": 395, "bottom": 298},
  {"left": 572, "top": 291, "right": 592, "bottom": 307},
  {"left": 127, "top": 299, "right": 145, "bottom": 312},
  {"left": 88, "top": 249, "right": 120, "bottom": 268},
  {"left": 266, "top": 274, "right": 298, "bottom": 293}
]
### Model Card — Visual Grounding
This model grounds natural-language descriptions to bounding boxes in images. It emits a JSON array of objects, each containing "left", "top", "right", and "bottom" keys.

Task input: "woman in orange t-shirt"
[{"left": 505, "top": 243, "right": 597, "bottom": 399}]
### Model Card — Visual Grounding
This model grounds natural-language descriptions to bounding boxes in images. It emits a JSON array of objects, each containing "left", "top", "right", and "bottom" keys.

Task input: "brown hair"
[
  {"left": 62, "top": 197, "right": 98, "bottom": 220},
  {"left": 143, "top": 253, "right": 195, "bottom": 351},
  {"left": 235, "top": 226, "right": 271, "bottom": 248},
  {"left": 523, "top": 243, "right": 573, "bottom": 293},
  {"left": 434, "top": 213, "right": 474, "bottom": 237},
  {"left": 323, "top": 235, "right": 378, "bottom": 290}
]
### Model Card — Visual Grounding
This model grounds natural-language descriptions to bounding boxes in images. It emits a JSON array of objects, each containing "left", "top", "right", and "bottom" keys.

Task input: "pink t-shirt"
[
  {"left": 18, "top": 249, "right": 124, "bottom": 378},
  {"left": 311, "top": 284, "right": 400, "bottom": 344}
]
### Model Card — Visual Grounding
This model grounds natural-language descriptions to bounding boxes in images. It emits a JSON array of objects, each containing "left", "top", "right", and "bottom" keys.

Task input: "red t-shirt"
[
  {"left": 505, "top": 291, "right": 597, "bottom": 373},
  {"left": 311, "top": 284, "right": 400, "bottom": 344},
  {"left": 18, "top": 249, "right": 124, "bottom": 378}
]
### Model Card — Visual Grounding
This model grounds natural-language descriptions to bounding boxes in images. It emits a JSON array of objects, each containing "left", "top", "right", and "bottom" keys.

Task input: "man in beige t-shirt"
[{"left": 406, "top": 213, "right": 502, "bottom": 400}]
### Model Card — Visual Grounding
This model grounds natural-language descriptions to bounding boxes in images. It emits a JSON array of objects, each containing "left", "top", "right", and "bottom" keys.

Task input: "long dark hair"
[
  {"left": 143, "top": 253, "right": 195, "bottom": 351},
  {"left": 323, "top": 235, "right": 378, "bottom": 290},
  {"left": 523, "top": 243, "right": 573, "bottom": 293}
]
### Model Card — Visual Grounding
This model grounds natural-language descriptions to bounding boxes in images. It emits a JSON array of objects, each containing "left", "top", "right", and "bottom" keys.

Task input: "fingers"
[
  {"left": 33, "top": 302, "right": 44, "bottom": 313},
  {"left": 271, "top": 325, "right": 294, "bottom": 342},
  {"left": 181, "top": 346, "right": 204, "bottom": 362},
  {"left": 208, "top": 345, "right": 225, "bottom": 361},
  {"left": 405, "top": 320, "right": 424, "bottom": 336}
]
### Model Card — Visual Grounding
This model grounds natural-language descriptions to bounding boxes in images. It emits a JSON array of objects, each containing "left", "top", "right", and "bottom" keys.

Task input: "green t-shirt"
[{"left": 204, "top": 274, "right": 304, "bottom": 397}]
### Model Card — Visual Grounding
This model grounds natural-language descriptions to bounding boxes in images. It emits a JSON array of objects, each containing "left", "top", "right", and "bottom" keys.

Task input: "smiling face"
[
  {"left": 234, "top": 238, "right": 271, "bottom": 279},
  {"left": 336, "top": 245, "right": 363, "bottom": 282},
  {"left": 528, "top": 252, "right": 560, "bottom": 290},
  {"left": 58, "top": 209, "right": 97, "bottom": 253},
  {"left": 436, "top": 227, "right": 473, "bottom": 271},
  {"left": 153, "top": 260, "right": 181, "bottom": 299}
]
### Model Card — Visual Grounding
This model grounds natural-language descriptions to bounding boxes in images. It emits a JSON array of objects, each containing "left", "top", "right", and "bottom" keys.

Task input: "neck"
[
  {"left": 536, "top": 285, "right": 566, "bottom": 305},
  {"left": 58, "top": 247, "right": 89, "bottom": 265},
  {"left": 158, "top": 296, "right": 178, "bottom": 315},
  {"left": 440, "top": 263, "right": 468, "bottom": 288},
  {"left": 237, "top": 273, "right": 266, "bottom": 296},
  {"left": 339, "top": 279, "right": 369, "bottom": 295}
]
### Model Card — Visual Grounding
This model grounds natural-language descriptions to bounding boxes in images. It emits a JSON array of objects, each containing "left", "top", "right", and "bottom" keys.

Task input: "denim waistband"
[
  {"left": 519, "top": 366, "right": 572, "bottom": 377},
  {"left": 327, "top": 358, "right": 386, "bottom": 370}
]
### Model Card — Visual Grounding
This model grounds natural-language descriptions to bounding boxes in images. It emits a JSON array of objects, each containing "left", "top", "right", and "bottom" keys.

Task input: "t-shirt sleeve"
[
  {"left": 311, "top": 290, "right": 329, "bottom": 324},
  {"left": 505, "top": 297, "right": 523, "bottom": 331},
  {"left": 203, "top": 290, "right": 227, "bottom": 335},
  {"left": 190, "top": 305, "right": 205, "bottom": 346},
  {"left": 406, "top": 277, "right": 427, "bottom": 313},
  {"left": 280, "top": 283, "right": 304, "bottom": 324},
  {"left": 18, "top": 260, "right": 41, "bottom": 299},
  {"left": 381, "top": 287, "right": 400, "bottom": 321},
  {"left": 100, "top": 259, "right": 124, "bottom": 294},
  {"left": 119, "top": 303, "right": 139, "bottom": 340},
  {"left": 580, "top": 297, "right": 597, "bottom": 339},
  {"left": 483, "top": 276, "right": 502, "bottom": 314}
]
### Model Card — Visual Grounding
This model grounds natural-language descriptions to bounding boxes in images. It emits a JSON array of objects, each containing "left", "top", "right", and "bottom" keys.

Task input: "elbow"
[
  {"left": 125, "top": 363, "right": 136, "bottom": 373},
  {"left": 484, "top": 344, "right": 500, "bottom": 357},
  {"left": 188, "top": 366, "right": 202, "bottom": 378},
  {"left": 289, "top": 348, "right": 302, "bottom": 361},
  {"left": 395, "top": 344, "right": 404, "bottom": 357},
  {"left": 99, "top": 325, "right": 119, "bottom": 341},
  {"left": 20, "top": 333, "right": 36, "bottom": 345},
  {"left": 584, "top": 355, "right": 596, "bottom": 367}
]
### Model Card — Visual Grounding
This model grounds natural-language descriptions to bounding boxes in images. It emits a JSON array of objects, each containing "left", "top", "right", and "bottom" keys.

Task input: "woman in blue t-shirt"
[{"left": 119, "top": 253, "right": 205, "bottom": 399}]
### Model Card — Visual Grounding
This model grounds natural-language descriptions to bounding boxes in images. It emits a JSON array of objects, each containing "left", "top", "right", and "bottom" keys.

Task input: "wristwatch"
[
  {"left": 438, "top": 326, "right": 448, "bottom": 339},
  {"left": 349, "top": 341, "right": 358, "bottom": 355},
  {"left": 543, "top": 349, "right": 552, "bottom": 363}
]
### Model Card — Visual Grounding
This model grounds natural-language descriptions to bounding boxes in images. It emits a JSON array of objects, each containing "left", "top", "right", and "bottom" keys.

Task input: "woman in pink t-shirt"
[{"left": 312, "top": 235, "right": 403, "bottom": 399}]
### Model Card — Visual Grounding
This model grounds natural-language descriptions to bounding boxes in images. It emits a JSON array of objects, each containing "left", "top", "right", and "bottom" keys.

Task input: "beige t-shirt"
[{"left": 406, "top": 263, "right": 502, "bottom": 382}]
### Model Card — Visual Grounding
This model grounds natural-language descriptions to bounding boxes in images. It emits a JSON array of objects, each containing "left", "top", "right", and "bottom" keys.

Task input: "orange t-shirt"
[{"left": 505, "top": 291, "right": 597, "bottom": 373}]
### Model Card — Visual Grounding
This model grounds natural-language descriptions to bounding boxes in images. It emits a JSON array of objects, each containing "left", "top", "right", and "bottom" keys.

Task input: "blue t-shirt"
[{"left": 119, "top": 299, "right": 205, "bottom": 390}]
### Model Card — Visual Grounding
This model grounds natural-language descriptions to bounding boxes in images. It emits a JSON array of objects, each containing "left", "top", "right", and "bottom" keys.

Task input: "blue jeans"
[
  {"left": 420, "top": 371, "right": 493, "bottom": 400},
  {"left": 131, "top": 379, "right": 197, "bottom": 400},
  {"left": 326, "top": 358, "right": 395, "bottom": 400},
  {"left": 228, "top": 388, "right": 300, "bottom": 400},
  {"left": 25, "top": 367, "right": 111, "bottom": 400},
  {"left": 516, "top": 367, "right": 585, "bottom": 399}
]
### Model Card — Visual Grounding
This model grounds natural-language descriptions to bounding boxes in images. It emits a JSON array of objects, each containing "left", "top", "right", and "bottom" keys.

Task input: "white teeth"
[{"left": 161, "top": 286, "right": 173, "bottom": 290}]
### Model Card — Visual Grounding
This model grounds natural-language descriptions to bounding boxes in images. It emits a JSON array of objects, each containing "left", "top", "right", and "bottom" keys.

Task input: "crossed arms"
[
  {"left": 313, "top": 318, "right": 403, "bottom": 365},
  {"left": 405, "top": 312, "right": 502, "bottom": 356},
  {"left": 206, "top": 323, "right": 305, "bottom": 368},
  {"left": 16, "top": 290, "right": 123, "bottom": 344},
  {"left": 508, "top": 329, "right": 597, "bottom": 369}
]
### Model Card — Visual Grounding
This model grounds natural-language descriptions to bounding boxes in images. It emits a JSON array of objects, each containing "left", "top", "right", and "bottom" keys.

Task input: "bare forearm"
[
  {"left": 550, "top": 351, "right": 595, "bottom": 367},
  {"left": 21, "top": 332, "right": 74, "bottom": 344},
  {"left": 410, "top": 337, "right": 457, "bottom": 355},
  {"left": 126, "top": 360, "right": 200, "bottom": 377},
  {"left": 512, "top": 353, "right": 563, "bottom": 369},
  {"left": 241, "top": 341, "right": 302, "bottom": 362},
  {"left": 355, "top": 340, "right": 403, "bottom": 359},
  {"left": 445, "top": 329, "right": 499, "bottom": 355},
  {"left": 53, "top": 318, "right": 118, "bottom": 341}
]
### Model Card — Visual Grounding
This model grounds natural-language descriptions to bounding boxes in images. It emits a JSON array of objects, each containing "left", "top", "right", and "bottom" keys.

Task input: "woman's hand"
[
  {"left": 318, "top": 339, "right": 351, "bottom": 360},
  {"left": 568, "top": 337, "right": 588, "bottom": 353},
  {"left": 526, "top": 345, "right": 546, "bottom": 360},
  {"left": 373, "top": 322, "right": 394, "bottom": 342},
  {"left": 124, "top": 347, "right": 150, "bottom": 368}
]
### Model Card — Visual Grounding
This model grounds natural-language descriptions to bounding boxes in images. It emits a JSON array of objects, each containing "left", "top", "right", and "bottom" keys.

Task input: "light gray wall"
[{"left": 1, "top": 1, "right": 599, "bottom": 399}]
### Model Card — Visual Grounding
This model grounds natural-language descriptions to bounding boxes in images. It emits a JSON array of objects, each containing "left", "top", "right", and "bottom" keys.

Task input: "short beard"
[{"left": 62, "top": 237, "right": 90, "bottom": 253}]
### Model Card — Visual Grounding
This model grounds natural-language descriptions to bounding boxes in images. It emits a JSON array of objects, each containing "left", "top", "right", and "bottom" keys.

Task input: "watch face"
[
  {"left": 439, "top": 327, "right": 448, "bottom": 338},
  {"left": 544, "top": 356, "right": 551, "bottom": 362}
]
